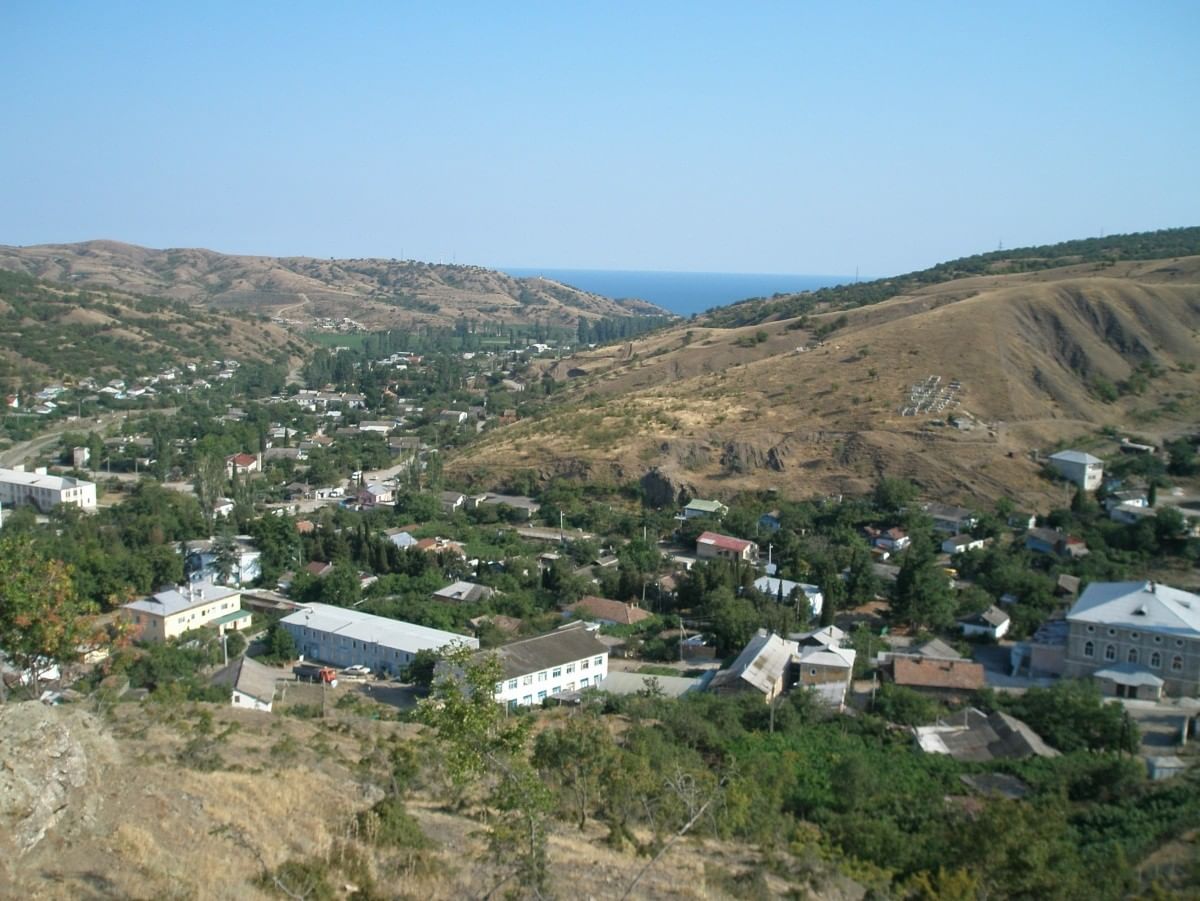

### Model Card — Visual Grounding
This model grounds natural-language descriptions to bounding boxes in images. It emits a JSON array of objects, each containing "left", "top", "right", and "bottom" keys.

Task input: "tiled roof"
[
  {"left": 892, "top": 656, "right": 985, "bottom": 691},
  {"left": 566, "top": 595, "right": 651, "bottom": 626},
  {"left": 697, "top": 531, "right": 754, "bottom": 553}
]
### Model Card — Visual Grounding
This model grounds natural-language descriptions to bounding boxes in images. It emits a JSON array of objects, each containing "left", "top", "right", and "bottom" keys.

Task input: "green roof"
[
  {"left": 685, "top": 499, "right": 726, "bottom": 512},
  {"left": 212, "top": 609, "right": 252, "bottom": 626}
]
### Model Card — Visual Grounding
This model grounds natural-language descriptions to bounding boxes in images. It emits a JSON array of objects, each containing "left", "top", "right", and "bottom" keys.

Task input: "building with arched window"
[{"left": 1064, "top": 581, "right": 1200, "bottom": 697}]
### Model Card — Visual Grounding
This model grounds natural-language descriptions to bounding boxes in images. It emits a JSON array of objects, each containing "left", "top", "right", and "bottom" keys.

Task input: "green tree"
[
  {"left": 892, "top": 532, "right": 956, "bottom": 631},
  {"left": 0, "top": 535, "right": 96, "bottom": 697},
  {"left": 260, "top": 621, "right": 297, "bottom": 664}
]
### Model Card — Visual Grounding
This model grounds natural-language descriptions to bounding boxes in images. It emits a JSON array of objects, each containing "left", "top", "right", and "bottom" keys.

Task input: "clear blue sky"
[{"left": 3, "top": 2, "right": 1197, "bottom": 276}]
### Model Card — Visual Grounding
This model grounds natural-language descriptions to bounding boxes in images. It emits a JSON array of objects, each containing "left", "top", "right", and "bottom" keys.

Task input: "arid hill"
[
  {"left": 449, "top": 256, "right": 1200, "bottom": 509},
  {"left": 0, "top": 270, "right": 308, "bottom": 389},
  {"left": 0, "top": 240, "right": 669, "bottom": 329}
]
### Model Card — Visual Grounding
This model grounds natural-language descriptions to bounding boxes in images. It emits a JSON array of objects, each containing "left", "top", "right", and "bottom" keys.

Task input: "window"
[
  {"left": 594, "top": 674, "right": 602, "bottom": 684},
  {"left": 522, "top": 695, "right": 532, "bottom": 706},
  {"left": 537, "top": 690, "right": 547, "bottom": 701},
  {"left": 1083, "top": 641, "right": 1094, "bottom": 658},
  {"left": 1154, "top": 636, "right": 1162, "bottom": 644},
  {"left": 1176, "top": 639, "right": 1185, "bottom": 648},
  {"left": 1128, "top": 648, "right": 1139, "bottom": 664},
  {"left": 594, "top": 656, "right": 603, "bottom": 666},
  {"left": 537, "top": 671, "right": 547, "bottom": 682},
  {"left": 522, "top": 675, "right": 533, "bottom": 686},
  {"left": 552, "top": 668, "right": 562, "bottom": 678},
  {"left": 1104, "top": 644, "right": 1116, "bottom": 662},
  {"left": 507, "top": 679, "right": 517, "bottom": 690},
  {"left": 1172, "top": 656, "right": 1184, "bottom": 672},
  {"left": 566, "top": 682, "right": 575, "bottom": 692},
  {"left": 579, "top": 677, "right": 589, "bottom": 688},
  {"left": 1107, "top": 628, "right": 1117, "bottom": 637},
  {"left": 581, "top": 659, "right": 590, "bottom": 670},
  {"left": 565, "top": 664, "right": 574, "bottom": 674},
  {"left": 1151, "top": 652, "right": 1161, "bottom": 669}
]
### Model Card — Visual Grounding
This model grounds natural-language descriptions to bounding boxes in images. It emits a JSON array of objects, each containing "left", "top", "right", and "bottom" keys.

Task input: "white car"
[{"left": 342, "top": 664, "right": 371, "bottom": 676}]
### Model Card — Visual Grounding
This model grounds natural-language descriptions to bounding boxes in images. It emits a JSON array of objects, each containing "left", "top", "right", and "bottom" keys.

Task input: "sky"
[{"left": 2, "top": 2, "right": 1198, "bottom": 276}]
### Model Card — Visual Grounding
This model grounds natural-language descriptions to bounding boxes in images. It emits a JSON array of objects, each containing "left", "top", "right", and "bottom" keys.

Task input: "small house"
[{"left": 959, "top": 605, "right": 1011, "bottom": 640}]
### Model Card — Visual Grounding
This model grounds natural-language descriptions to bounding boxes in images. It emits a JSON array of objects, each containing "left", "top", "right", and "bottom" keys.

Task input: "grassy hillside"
[
  {"left": 704, "top": 226, "right": 1200, "bottom": 327},
  {"left": 0, "top": 270, "right": 308, "bottom": 389},
  {"left": 449, "top": 255, "right": 1200, "bottom": 507},
  {"left": 0, "top": 240, "right": 672, "bottom": 330}
]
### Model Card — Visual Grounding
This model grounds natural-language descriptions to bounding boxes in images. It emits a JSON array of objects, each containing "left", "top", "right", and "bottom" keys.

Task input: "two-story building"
[
  {"left": 0, "top": 465, "right": 97, "bottom": 513},
  {"left": 1063, "top": 581, "right": 1200, "bottom": 697},
  {"left": 1048, "top": 449, "right": 1104, "bottom": 491},
  {"left": 122, "top": 580, "right": 250, "bottom": 642},
  {"left": 492, "top": 622, "right": 609, "bottom": 708},
  {"left": 681, "top": 498, "right": 729, "bottom": 520}
]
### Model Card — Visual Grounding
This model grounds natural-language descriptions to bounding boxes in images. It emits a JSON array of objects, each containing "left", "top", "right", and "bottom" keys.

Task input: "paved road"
[{"left": 0, "top": 410, "right": 134, "bottom": 468}]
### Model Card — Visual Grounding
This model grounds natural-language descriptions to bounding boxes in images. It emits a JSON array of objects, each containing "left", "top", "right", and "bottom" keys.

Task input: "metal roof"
[
  {"left": 124, "top": 581, "right": 240, "bottom": 616},
  {"left": 1067, "top": 581, "right": 1200, "bottom": 637},
  {"left": 492, "top": 621, "right": 608, "bottom": 680},
  {"left": 1049, "top": 449, "right": 1102, "bottom": 465},
  {"left": 1093, "top": 663, "right": 1165, "bottom": 688},
  {"left": 711, "top": 630, "right": 793, "bottom": 695},
  {"left": 281, "top": 603, "right": 478, "bottom": 654}
]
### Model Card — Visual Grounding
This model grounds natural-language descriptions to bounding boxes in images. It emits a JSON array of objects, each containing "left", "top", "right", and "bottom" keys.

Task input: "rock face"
[{"left": 0, "top": 703, "right": 112, "bottom": 858}]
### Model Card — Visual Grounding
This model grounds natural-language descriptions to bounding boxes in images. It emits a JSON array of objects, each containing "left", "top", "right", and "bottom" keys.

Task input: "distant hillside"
[
  {"left": 0, "top": 240, "right": 673, "bottom": 329},
  {"left": 448, "top": 254, "right": 1200, "bottom": 508},
  {"left": 0, "top": 270, "right": 307, "bottom": 389},
  {"left": 705, "top": 226, "right": 1200, "bottom": 327}
]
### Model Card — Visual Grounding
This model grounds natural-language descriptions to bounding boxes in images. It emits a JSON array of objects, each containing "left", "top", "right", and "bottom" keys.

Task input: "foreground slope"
[
  {"left": 450, "top": 256, "right": 1200, "bottom": 507},
  {"left": 0, "top": 240, "right": 669, "bottom": 329}
]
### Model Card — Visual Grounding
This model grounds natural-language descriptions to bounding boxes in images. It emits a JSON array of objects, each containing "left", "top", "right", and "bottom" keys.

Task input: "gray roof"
[
  {"left": 1093, "top": 663, "right": 1165, "bottom": 688},
  {"left": 960, "top": 606, "right": 1010, "bottom": 629},
  {"left": 709, "top": 630, "right": 793, "bottom": 695},
  {"left": 124, "top": 580, "right": 239, "bottom": 616},
  {"left": 281, "top": 603, "right": 478, "bottom": 654},
  {"left": 1049, "top": 449, "right": 1102, "bottom": 465},
  {"left": 211, "top": 656, "right": 279, "bottom": 705},
  {"left": 492, "top": 622, "right": 608, "bottom": 680},
  {"left": 481, "top": 493, "right": 541, "bottom": 511},
  {"left": 911, "top": 638, "right": 963, "bottom": 660},
  {"left": 593, "top": 670, "right": 703, "bottom": 698},
  {"left": 914, "top": 708, "right": 1059, "bottom": 761},
  {"left": 922, "top": 502, "right": 975, "bottom": 521},
  {"left": 432, "top": 581, "right": 494, "bottom": 603},
  {"left": 1067, "top": 581, "right": 1200, "bottom": 638}
]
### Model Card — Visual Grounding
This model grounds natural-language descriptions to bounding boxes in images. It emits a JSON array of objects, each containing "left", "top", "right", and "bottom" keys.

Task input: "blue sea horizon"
[{"left": 500, "top": 267, "right": 855, "bottom": 317}]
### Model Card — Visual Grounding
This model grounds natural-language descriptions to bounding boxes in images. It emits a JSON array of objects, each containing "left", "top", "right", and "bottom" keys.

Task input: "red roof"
[
  {"left": 892, "top": 656, "right": 985, "bottom": 691},
  {"left": 697, "top": 531, "right": 754, "bottom": 553},
  {"left": 305, "top": 561, "right": 333, "bottom": 577},
  {"left": 227, "top": 453, "right": 257, "bottom": 466},
  {"left": 566, "top": 595, "right": 651, "bottom": 626}
]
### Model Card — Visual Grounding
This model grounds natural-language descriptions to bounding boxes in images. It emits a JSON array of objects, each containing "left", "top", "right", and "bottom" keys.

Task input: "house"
[
  {"left": 942, "top": 534, "right": 985, "bottom": 555},
  {"left": 696, "top": 531, "right": 758, "bottom": 563},
  {"left": 432, "top": 581, "right": 495, "bottom": 604},
  {"left": 468, "top": 493, "right": 542, "bottom": 520},
  {"left": 1025, "top": 527, "right": 1089, "bottom": 558},
  {"left": 210, "top": 655, "right": 279, "bottom": 712},
  {"left": 1063, "top": 581, "right": 1200, "bottom": 697},
  {"left": 280, "top": 603, "right": 477, "bottom": 675},
  {"left": 72, "top": 446, "right": 91, "bottom": 468},
  {"left": 0, "top": 466, "right": 97, "bottom": 513},
  {"left": 415, "top": 536, "right": 466, "bottom": 557},
  {"left": 887, "top": 655, "right": 986, "bottom": 697},
  {"left": 867, "top": 526, "right": 910, "bottom": 552},
  {"left": 263, "top": 447, "right": 307, "bottom": 463},
  {"left": 469, "top": 614, "right": 524, "bottom": 637},
  {"left": 305, "top": 561, "right": 335, "bottom": 578},
  {"left": 758, "top": 510, "right": 782, "bottom": 532},
  {"left": 913, "top": 708, "right": 1059, "bottom": 761},
  {"left": 1047, "top": 449, "right": 1104, "bottom": 491},
  {"left": 184, "top": 536, "right": 262, "bottom": 586},
  {"left": 491, "top": 621, "right": 610, "bottom": 708},
  {"left": 212, "top": 498, "right": 236, "bottom": 519},
  {"left": 357, "top": 420, "right": 396, "bottom": 434},
  {"left": 1104, "top": 489, "right": 1149, "bottom": 513},
  {"left": 440, "top": 491, "right": 466, "bottom": 515},
  {"left": 681, "top": 498, "right": 729, "bottom": 520},
  {"left": 753, "top": 576, "right": 824, "bottom": 618},
  {"left": 959, "top": 605, "right": 1011, "bottom": 640},
  {"left": 922, "top": 503, "right": 978, "bottom": 535},
  {"left": 792, "top": 639, "right": 856, "bottom": 708},
  {"left": 385, "top": 528, "right": 418, "bottom": 549},
  {"left": 564, "top": 595, "right": 651, "bottom": 626},
  {"left": 358, "top": 483, "right": 395, "bottom": 507},
  {"left": 1110, "top": 503, "right": 1157, "bottom": 526},
  {"left": 439, "top": 409, "right": 469, "bottom": 425},
  {"left": 709, "top": 631, "right": 794, "bottom": 702},
  {"left": 225, "top": 453, "right": 259, "bottom": 478},
  {"left": 122, "top": 580, "right": 249, "bottom": 642}
]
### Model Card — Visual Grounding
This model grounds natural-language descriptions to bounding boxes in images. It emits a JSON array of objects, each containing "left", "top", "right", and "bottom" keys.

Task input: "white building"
[
  {"left": 0, "top": 465, "right": 97, "bottom": 513},
  {"left": 492, "top": 622, "right": 610, "bottom": 708},
  {"left": 211, "top": 655, "right": 278, "bottom": 712},
  {"left": 280, "top": 603, "right": 477, "bottom": 676},
  {"left": 122, "top": 580, "right": 249, "bottom": 642},
  {"left": 1048, "top": 450, "right": 1104, "bottom": 491},
  {"left": 753, "top": 576, "right": 824, "bottom": 619}
]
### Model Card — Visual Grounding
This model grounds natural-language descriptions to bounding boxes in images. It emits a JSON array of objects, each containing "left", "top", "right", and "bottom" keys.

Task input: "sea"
[{"left": 500, "top": 268, "right": 853, "bottom": 317}]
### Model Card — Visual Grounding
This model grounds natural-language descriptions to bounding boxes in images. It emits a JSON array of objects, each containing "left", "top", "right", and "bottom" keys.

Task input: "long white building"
[
  {"left": 280, "top": 603, "right": 478, "bottom": 675},
  {"left": 0, "top": 465, "right": 97, "bottom": 513},
  {"left": 492, "top": 622, "right": 609, "bottom": 708}
]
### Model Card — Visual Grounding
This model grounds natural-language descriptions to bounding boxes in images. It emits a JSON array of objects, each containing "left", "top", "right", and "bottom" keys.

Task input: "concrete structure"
[
  {"left": 1048, "top": 449, "right": 1104, "bottom": 491},
  {"left": 211, "top": 655, "right": 279, "bottom": 712},
  {"left": 280, "top": 603, "right": 477, "bottom": 675},
  {"left": 1064, "top": 581, "right": 1200, "bottom": 697},
  {"left": 492, "top": 622, "right": 609, "bottom": 708},
  {"left": 0, "top": 466, "right": 96, "bottom": 513},
  {"left": 122, "top": 580, "right": 248, "bottom": 642},
  {"left": 696, "top": 531, "right": 758, "bottom": 563}
]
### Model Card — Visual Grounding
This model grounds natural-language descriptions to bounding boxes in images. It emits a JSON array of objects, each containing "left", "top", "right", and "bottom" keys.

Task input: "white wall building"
[
  {"left": 280, "top": 603, "right": 478, "bottom": 675},
  {"left": 0, "top": 466, "right": 97, "bottom": 513},
  {"left": 1048, "top": 450, "right": 1104, "bottom": 491},
  {"left": 492, "top": 622, "right": 610, "bottom": 708}
]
